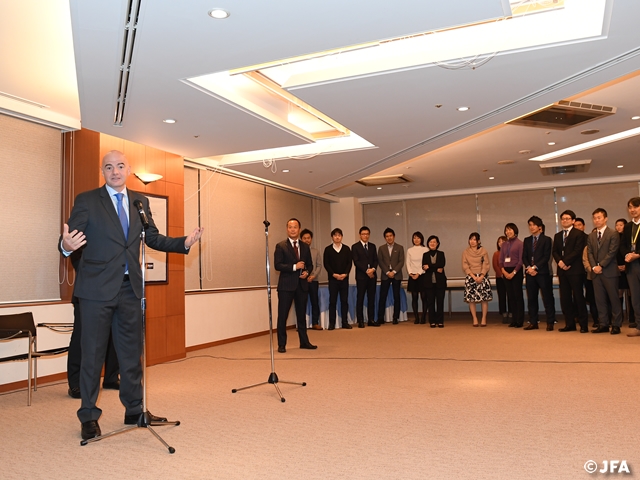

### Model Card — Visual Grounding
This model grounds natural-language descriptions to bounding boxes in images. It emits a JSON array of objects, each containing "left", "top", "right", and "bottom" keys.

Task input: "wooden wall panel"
[
  {"left": 166, "top": 183, "right": 184, "bottom": 228},
  {"left": 165, "top": 315, "right": 185, "bottom": 359},
  {"left": 165, "top": 152, "right": 183, "bottom": 185}
]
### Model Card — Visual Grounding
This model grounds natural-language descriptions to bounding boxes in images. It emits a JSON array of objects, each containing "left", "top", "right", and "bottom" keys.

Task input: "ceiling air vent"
[
  {"left": 506, "top": 101, "right": 616, "bottom": 130},
  {"left": 356, "top": 174, "right": 411, "bottom": 187},
  {"left": 539, "top": 159, "right": 591, "bottom": 176},
  {"left": 113, "top": 0, "right": 142, "bottom": 126}
]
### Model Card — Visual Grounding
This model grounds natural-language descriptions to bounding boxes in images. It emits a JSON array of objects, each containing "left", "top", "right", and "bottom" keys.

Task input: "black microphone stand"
[
  {"left": 232, "top": 191, "right": 306, "bottom": 402},
  {"left": 82, "top": 208, "right": 179, "bottom": 453}
]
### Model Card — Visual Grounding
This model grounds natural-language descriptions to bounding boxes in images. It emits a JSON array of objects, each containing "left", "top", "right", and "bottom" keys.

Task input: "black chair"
[{"left": 0, "top": 312, "right": 69, "bottom": 405}]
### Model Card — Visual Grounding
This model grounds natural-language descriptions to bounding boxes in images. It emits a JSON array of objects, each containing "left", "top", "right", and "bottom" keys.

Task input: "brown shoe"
[
  {"left": 627, "top": 330, "right": 640, "bottom": 337},
  {"left": 311, "top": 324, "right": 323, "bottom": 330}
]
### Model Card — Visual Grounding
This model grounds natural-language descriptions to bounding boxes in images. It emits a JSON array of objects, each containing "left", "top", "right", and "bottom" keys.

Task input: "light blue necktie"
[
  {"left": 116, "top": 192, "right": 129, "bottom": 273},
  {"left": 115, "top": 193, "right": 129, "bottom": 239}
]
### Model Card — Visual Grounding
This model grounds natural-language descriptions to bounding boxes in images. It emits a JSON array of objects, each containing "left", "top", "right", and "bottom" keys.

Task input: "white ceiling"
[{"left": 2, "top": 0, "right": 640, "bottom": 200}]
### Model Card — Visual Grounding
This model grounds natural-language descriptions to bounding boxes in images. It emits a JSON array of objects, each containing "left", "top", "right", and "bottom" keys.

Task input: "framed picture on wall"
[{"left": 145, "top": 193, "right": 168, "bottom": 283}]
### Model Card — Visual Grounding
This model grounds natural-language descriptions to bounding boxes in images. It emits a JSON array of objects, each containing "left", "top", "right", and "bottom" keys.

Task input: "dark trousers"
[
  {"left": 558, "top": 272, "right": 588, "bottom": 330},
  {"left": 307, "top": 281, "right": 320, "bottom": 325},
  {"left": 525, "top": 272, "right": 556, "bottom": 325},
  {"left": 355, "top": 276, "right": 376, "bottom": 324},
  {"left": 67, "top": 297, "right": 119, "bottom": 389},
  {"left": 378, "top": 277, "right": 401, "bottom": 322},
  {"left": 593, "top": 275, "right": 622, "bottom": 328},
  {"left": 504, "top": 268, "right": 525, "bottom": 326},
  {"left": 426, "top": 287, "right": 445, "bottom": 325},
  {"left": 411, "top": 291, "right": 427, "bottom": 323},
  {"left": 77, "top": 280, "right": 142, "bottom": 423},
  {"left": 625, "top": 261, "right": 640, "bottom": 329},
  {"left": 584, "top": 279, "right": 599, "bottom": 323},
  {"left": 277, "top": 284, "right": 310, "bottom": 347},
  {"left": 496, "top": 277, "right": 508, "bottom": 315},
  {"left": 328, "top": 278, "right": 350, "bottom": 327}
]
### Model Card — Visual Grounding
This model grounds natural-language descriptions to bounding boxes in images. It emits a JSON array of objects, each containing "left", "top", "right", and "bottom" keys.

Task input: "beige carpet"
[{"left": 2, "top": 315, "right": 639, "bottom": 480}]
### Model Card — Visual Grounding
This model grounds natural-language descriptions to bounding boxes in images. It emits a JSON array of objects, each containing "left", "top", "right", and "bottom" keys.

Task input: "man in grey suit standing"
[
  {"left": 60, "top": 150, "right": 203, "bottom": 440},
  {"left": 377, "top": 228, "right": 405, "bottom": 324},
  {"left": 587, "top": 208, "right": 622, "bottom": 334}
]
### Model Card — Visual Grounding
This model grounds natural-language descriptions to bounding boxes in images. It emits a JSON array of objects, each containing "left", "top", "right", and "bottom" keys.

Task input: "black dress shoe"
[
  {"left": 508, "top": 322, "right": 517, "bottom": 327},
  {"left": 437, "top": 324, "right": 444, "bottom": 328},
  {"left": 524, "top": 323, "right": 538, "bottom": 330},
  {"left": 358, "top": 322, "right": 365, "bottom": 328},
  {"left": 300, "top": 343, "right": 317, "bottom": 349},
  {"left": 430, "top": 324, "right": 436, "bottom": 328},
  {"left": 102, "top": 380, "right": 120, "bottom": 390},
  {"left": 327, "top": 325, "right": 335, "bottom": 331},
  {"left": 611, "top": 326, "right": 621, "bottom": 335},
  {"left": 342, "top": 323, "right": 353, "bottom": 329},
  {"left": 414, "top": 318, "right": 420, "bottom": 324},
  {"left": 546, "top": 324, "right": 554, "bottom": 331},
  {"left": 592, "top": 322, "right": 599, "bottom": 329},
  {"left": 392, "top": 319, "right": 399, "bottom": 324},
  {"left": 513, "top": 324, "right": 523, "bottom": 328},
  {"left": 367, "top": 321, "right": 380, "bottom": 327},
  {"left": 278, "top": 346, "right": 286, "bottom": 353},
  {"left": 124, "top": 411, "right": 167, "bottom": 425},
  {"left": 558, "top": 326, "right": 577, "bottom": 332},
  {"left": 580, "top": 328, "right": 589, "bottom": 333},
  {"left": 81, "top": 420, "right": 101, "bottom": 440},
  {"left": 68, "top": 387, "right": 81, "bottom": 399},
  {"left": 592, "top": 326, "right": 609, "bottom": 333}
]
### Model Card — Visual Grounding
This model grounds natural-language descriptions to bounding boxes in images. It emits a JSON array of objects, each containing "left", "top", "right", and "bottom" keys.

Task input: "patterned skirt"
[{"left": 463, "top": 275, "right": 493, "bottom": 303}]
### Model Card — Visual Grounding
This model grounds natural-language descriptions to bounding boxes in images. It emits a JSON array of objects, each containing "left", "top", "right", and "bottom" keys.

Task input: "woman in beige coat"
[{"left": 462, "top": 232, "right": 492, "bottom": 326}]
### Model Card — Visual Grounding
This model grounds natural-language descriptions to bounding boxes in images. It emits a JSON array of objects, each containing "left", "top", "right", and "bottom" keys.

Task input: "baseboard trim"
[
  {"left": 0, "top": 372, "right": 68, "bottom": 394},
  {"left": 186, "top": 325, "right": 295, "bottom": 353}
]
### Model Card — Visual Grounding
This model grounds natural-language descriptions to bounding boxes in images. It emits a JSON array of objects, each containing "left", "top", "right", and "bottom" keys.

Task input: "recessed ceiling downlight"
[
  {"left": 457, "top": 106, "right": 470, "bottom": 112},
  {"left": 497, "top": 160, "right": 515, "bottom": 165},
  {"left": 208, "top": 8, "right": 230, "bottom": 19},
  {"left": 163, "top": 118, "right": 176, "bottom": 124}
]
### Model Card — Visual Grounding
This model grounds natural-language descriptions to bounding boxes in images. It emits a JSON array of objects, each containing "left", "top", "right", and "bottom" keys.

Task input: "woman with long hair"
[
  {"left": 493, "top": 236, "right": 510, "bottom": 323},
  {"left": 462, "top": 232, "right": 492, "bottom": 326},
  {"left": 500, "top": 223, "right": 525, "bottom": 328},
  {"left": 406, "top": 231, "right": 428, "bottom": 324},
  {"left": 423, "top": 235, "right": 447, "bottom": 328}
]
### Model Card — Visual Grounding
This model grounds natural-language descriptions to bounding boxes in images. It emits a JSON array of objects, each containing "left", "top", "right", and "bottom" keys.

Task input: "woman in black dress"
[{"left": 422, "top": 235, "right": 447, "bottom": 328}]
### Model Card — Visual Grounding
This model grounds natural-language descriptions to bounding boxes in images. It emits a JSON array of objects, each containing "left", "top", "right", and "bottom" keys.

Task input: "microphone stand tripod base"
[
  {"left": 80, "top": 411, "right": 180, "bottom": 453},
  {"left": 232, "top": 372, "right": 306, "bottom": 403}
]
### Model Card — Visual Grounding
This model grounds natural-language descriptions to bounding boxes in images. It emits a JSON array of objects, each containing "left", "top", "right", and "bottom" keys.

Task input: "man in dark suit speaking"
[
  {"left": 60, "top": 150, "right": 203, "bottom": 440},
  {"left": 274, "top": 218, "right": 317, "bottom": 353}
]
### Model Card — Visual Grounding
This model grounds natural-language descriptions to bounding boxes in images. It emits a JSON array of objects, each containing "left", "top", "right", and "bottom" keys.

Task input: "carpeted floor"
[{"left": 2, "top": 314, "right": 639, "bottom": 480}]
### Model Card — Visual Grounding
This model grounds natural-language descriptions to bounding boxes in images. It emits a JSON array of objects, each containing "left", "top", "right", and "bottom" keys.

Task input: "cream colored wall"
[{"left": 329, "top": 197, "right": 363, "bottom": 284}]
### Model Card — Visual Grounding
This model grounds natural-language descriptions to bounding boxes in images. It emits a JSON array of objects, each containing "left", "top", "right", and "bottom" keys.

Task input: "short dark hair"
[
  {"left": 504, "top": 223, "right": 519, "bottom": 236},
  {"left": 331, "top": 227, "right": 343, "bottom": 237},
  {"left": 628, "top": 197, "right": 640, "bottom": 208},
  {"left": 359, "top": 226, "right": 370, "bottom": 234},
  {"left": 412, "top": 231, "right": 425, "bottom": 246},
  {"left": 496, "top": 235, "right": 507, "bottom": 250},
  {"left": 592, "top": 207, "right": 607, "bottom": 218},
  {"left": 469, "top": 232, "right": 481, "bottom": 249},
  {"left": 616, "top": 218, "right": 628, "bottom": 225},
  {"left": 427, "top": 235, "right": 440, "bottom": 250},
  {"left": 383, "top": 227, "right": 395, "bottom": 237},
  {"left": 528, "top": 216, "right": 543, "bottom": 228},
  {"left": 287, "top": 218, "right": 301, "bottom": 227},
  {"left": 574, "top": 217, "right": 585, "bottom": 225},
  {"left": 300, "top": 229, "right": 313, "bottom": 238},
  {"left": 560, "top": 210, "right": 576, "bottom": 220}
]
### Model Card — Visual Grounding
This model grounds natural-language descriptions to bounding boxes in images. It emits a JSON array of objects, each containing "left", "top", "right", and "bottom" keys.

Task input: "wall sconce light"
[{"left": 134, "top": 173, "right": 163, "bottom": 184}]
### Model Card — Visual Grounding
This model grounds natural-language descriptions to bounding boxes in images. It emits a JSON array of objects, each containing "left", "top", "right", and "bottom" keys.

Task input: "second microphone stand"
[{"left": 232, "top": 218, "right": 306, "bottom": 402}]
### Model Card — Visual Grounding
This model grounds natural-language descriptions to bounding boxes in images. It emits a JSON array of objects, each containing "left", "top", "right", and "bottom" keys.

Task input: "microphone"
[{"left": 133, "top": 199, "right": 149, "bottom": 229}]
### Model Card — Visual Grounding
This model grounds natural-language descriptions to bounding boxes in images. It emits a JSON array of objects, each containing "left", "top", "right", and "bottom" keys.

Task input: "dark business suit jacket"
[
  {"left": 587, "top": 227, "right": 619, "bottom": 278},
  {"left": 60, "top": 186, "right": 188, "bottom": 301},
  {"left": 522, "top": 234, "right": 552, "bottom": 275},
  {"left": 619, "top": 221, "right": 640, "bottom": 257},
  {"left": 421, "top": 250, "right": 447, "bottom": 289},
  {"left": 274, "top": 238, "right": 313, "bottom": 292},
  {"left": 352, "top": 242, "right": 378, "bottom": 281},
  {"left": 552, "top": 227, "right": 586, "bottom": 276},
  {"left": 378, "top": 243, "right": 405, "bottom": 281}
]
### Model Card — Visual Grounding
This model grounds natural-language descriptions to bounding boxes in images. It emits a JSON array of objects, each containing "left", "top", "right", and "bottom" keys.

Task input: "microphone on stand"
[{"left": 133, "top": 199, "right": 149, "bottom": 229}]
